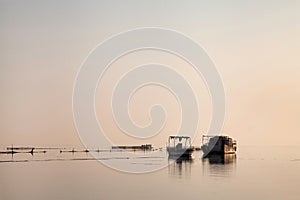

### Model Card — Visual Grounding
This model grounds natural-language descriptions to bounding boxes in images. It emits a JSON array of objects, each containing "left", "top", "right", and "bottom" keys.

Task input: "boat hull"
[{"left": 167, "top": 147, "right": 193, "bottom": 158}]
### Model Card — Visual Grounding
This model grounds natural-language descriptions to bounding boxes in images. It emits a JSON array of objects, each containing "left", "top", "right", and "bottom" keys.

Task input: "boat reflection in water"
[
  {"left": 202, "top": 154, "right": 236, "bottom": 178},
  {"left": 168, "top": 156, "right": 193, "bottom": 179}
]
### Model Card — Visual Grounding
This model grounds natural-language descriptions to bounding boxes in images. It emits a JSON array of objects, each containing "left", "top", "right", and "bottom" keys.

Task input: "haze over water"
[{"left": 1, "top": 1, "right": 300, "bottom": 200}]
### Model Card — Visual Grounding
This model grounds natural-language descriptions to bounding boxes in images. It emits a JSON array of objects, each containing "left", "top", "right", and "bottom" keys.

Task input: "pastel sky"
[{"left": 1, "top": 0, "right": 299, "bottom": 147}]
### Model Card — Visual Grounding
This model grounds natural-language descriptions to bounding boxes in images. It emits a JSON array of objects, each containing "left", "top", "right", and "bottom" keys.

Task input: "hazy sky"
[{"left": 1, "top": 0, "right": 299, "bottom": 147}]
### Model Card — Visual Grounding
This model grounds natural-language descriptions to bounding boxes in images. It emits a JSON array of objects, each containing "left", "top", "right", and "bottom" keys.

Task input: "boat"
[
  {"left": 167, "top": 136, "right": 194, "bottom": 158},
  {"left": 111, "top": 144, "right": 152, "bottom": 151},
  {"left": 201, "top": 135, "right": 237, "bottom": 157}
]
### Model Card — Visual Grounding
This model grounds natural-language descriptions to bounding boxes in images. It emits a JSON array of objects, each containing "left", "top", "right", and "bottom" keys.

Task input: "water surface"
[{"left": 0, "top": 146, "right": 299, "bottom": 200}]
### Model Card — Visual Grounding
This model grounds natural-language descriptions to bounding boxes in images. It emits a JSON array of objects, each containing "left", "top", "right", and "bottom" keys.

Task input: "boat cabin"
[{"left": 167, "top": 136, "right": 193, "bottom": 158}]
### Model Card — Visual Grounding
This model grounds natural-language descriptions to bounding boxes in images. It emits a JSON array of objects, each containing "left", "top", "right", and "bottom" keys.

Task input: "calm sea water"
[{"left": 0, "top": 146, "right": 299, "bottom": 200}]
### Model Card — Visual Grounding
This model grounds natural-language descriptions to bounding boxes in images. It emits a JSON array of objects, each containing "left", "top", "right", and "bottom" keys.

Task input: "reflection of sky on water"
[{"left": 1, "top": 147, "right": 300, "bottom": 200}]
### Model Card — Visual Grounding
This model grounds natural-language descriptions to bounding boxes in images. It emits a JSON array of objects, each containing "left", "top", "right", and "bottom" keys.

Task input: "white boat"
[{"left": 167, "top": 136, "right": 194, "bottom": 158}]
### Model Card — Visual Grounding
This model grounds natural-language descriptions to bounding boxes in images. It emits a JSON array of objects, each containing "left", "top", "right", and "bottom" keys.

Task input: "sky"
[{"left": 0, "top": 0, "right": 300, "bottom": 147}]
